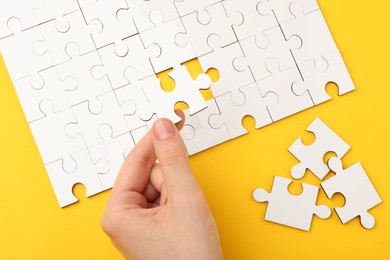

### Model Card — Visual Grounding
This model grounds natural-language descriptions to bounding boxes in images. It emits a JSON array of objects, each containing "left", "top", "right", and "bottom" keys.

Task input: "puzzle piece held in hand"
[
  {"left": 140, "top": 65, "right": 211, "bottom": 123},
  {"left": 321, "top": 157, "right": 382, "bottom": 229},
  {"left": 253, "top": 176, "right": 331, "bottom": 231},
  {"left": 288, "top": 118, "right": 350, "bottom": 180}
]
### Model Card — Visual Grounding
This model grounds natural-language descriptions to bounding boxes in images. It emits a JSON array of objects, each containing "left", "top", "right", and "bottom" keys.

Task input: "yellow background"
[{"left": 0, "top": 1, "right": 389, "bottom": 259}]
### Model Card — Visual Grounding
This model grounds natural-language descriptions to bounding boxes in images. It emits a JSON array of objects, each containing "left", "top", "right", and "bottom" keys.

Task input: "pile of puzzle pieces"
[
  {"left": 0, "top": 0, "right": 355, "bottom": 207},
  {"left": 253, "top": 118, "right": 382, "bottom": 231}
]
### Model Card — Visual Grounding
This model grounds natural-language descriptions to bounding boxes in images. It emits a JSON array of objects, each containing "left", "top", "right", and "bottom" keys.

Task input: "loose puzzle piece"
[
  {"left": 180, "top": 98, "right": 231, "bottom": 155},
  {"left": 288, "top": 118, "right": 351, "bottom": 180},
  {"left": 223, "top": 0, "right": 278, "bottom": 41},
  {"left": 89, "top": 124, "right": 135, "bottom": 190},
  {"left": 176, "top": 1, "right": 243, "bottom": 57},
  {"left": 209, "top": 82, "right": 277, "bottom": 139},
  {"left": 292, "top": 49, "right": 356, "bottom": 105},
  {"left": 198, "top": 35, "right": 254, "bottom": 100},
  {"left": 140, "top": 64, "right": 211, "bottom": 123},
  {"left": 45, "top": 149, "right": 108, "bottom": 207},
  {"left": 321, "top": 157, "right": 382, "bottom": 229},
  {"left": 92, "top": 34, "right": 159, "bottom": 89},
  {"left": 253, "top": 176, "right": 331, "bottom": 231},
  {"left": 257, "top": 60, "right": 314, "bottom": 121},
  {"left": 233, "top": 26, "right": 300, "bottom": 81}
]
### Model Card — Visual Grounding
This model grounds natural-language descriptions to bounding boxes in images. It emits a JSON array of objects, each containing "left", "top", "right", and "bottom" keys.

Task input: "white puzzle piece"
[
  {"left": 92, "top": 34, "right": 159, "bottom": 89},
  {"left": 175, "top": 2, "right": 243, "bottom": 57},
  {"left": 223, "top": 0, "right": 278, "bottom": 41},
  {"left": 321, "top": 157, "right": 382, "bottom": 229},
  {"left": 180, "top": 99, "right": 231, "bottom": 155},
  {"left": 198, "top": 35, "right": 254, "bottom": 100},
  {"left": 233, "top": 26, "right": 300, "bottom": 81},
  {"left": 45, "top": 149, "right": 108, "bottom": 207},
  {"left": 288, "top": 118, "right": 351, "bottom": 180},
  {"left": 209, "top": 82, "right": 277, "bottom": 139},
  {"left": 126, "top": 0, "right": 180, "bottom": 32},
  {"left": 89, "top": 124, "right": 135, "bottom": 190},
  {"left": 292, "top": 49, "right": 356, "bottom": 105},
  {"left": 0, "top": 1, "right": 357, "bottom": 207},
  {"left": 140, "top": 65, "right": 211, "bottom": 123},
  {"left": 141, "top": 11, "right": 196, "bottom": 73},
  {"left": 257, "top": 60, "right": 314, "bottom": 121},
  {"left": 13, "top": 66, "right": 69, "bottom": 123},
  {"left": 253, "top": 176, "right": 331, "bottom": 231}
]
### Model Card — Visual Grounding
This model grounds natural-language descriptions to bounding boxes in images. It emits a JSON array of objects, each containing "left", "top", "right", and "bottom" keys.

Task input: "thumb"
[{"left": 152, "top": 118, "right": 199, "bottom": 198}]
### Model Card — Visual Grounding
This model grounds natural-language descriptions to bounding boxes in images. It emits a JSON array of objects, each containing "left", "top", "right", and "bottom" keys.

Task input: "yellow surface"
[{"left": 0, "top": 1, "right": 389, "bottom": 259}]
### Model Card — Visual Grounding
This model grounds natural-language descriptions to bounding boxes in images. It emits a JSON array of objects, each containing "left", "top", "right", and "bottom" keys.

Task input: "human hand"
[{"left": 101, "top": 113, "right": 224, "bottom": 260}]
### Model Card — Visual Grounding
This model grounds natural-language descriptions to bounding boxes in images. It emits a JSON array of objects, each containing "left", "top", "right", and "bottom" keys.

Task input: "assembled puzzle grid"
[{"left": 0, "top": 0, "right": 355, "bottom": 207}]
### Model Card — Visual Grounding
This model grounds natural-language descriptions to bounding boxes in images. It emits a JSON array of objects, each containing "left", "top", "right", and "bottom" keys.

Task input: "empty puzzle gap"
[
  {"left": 298, "top": 130, "right": 316, "bottom": 146},
  {"left": 241, "top": 115, "right": 257, "bottom": 134},
  {"left": 323, "top": 151, "right": 337, "bottom": 165},
  {"left": 71, "top": 183, "right": 87, "bottom": 203},
  {"left": 174, "top": 101, "right": 189, "bottom": 111},
  {"left": 325, "top": 82, "right": 342, "bottom": 99},
  {"left": 287, "top": 181, "right": 304, "bottom": 196}
]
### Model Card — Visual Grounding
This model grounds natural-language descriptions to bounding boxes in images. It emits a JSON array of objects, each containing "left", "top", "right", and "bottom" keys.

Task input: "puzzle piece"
[
  {"left": 223, "top": 0, "right": 278, "bottom": 40},
  {"left": 209, "top": 82, "right": 276, "bottom": 139},
  {"left": 126, "top": 0, "right": 180, "bottom": 32},
  {"left": 321, "top": 157, "right": 382, "bottom": 229},
  {"left": 175, "top": 2, "right": 242, "bottom": 57},
  {"left": 33, "top": 10, "right": 96, "bottom": 64},
  {"left": 174, "top": 0, "right": 221, "bottom": 23},
  {"left": 92, "top": 34, "right": 159, "bottom": 89},
  {"left": 141, "top": 11, "right": 196, "bottom": 73},
  {"left": 114, "top": 68, "right": 157, "bottom": 133},
  {"left": 257, "top": 0, "right": 319, "bottom": 24},
  {"left": 180, "top": 99, "right": 231, "bottom": 155},
  {"left": 140, "top": 65, "right": 211, "bottom": 123},
  {"left": 65, "top": 91, "right": 134, "bottom": 147},
  {"left": 288, "top": 118, "right": 351, "bottom": 180},
  {"left": 253, "top": 176, "right": 331, "bottom": 231},
  {"left": 198, "top": 35, "right": 254, "bottom": 100},
  {"left": 0, "top": 18, "right": 53, "bottom": 82},
  {"left": 31, "top": 0, "right": 80, "bottom": 31},
  {"left": 292, "top": 49, "right": 356, "bottom": 105},
  {"left": 56, "top": 43, "right": 112, "bottom": 112},
  {"left": 281, "top": 7, "right": 337, "bottom": 64},
  {"left": 45, "top": 149, "right": 108, "bottom": 207},
  {"left": 257, "top": 60, "right": 314, "bottom": 122},
  {"left": 80, "top": 0, "right": 138, "bottom": 56},
  {"left": 29, "top": 100, "right": 86, "bottom": 173},
  {"left": 234, "top": 26, "right": 300, "bottom": 81},
  {"left": 89, "top": 124, "right": 135, "bottom": 189},
  {"left": 0, "top": 0, "right": 38, "bottom": 39},
  {"left": 13, "top": 66, "right": 69, "bottom": 123}
]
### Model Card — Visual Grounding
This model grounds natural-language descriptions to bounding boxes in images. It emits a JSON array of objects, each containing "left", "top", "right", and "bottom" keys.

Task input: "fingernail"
[{"left": 153, "top": 119, "right": 175, "bottom": 141}]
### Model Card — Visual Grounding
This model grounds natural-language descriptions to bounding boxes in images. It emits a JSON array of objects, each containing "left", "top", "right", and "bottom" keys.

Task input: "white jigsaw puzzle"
[{"left": 0, "top": 0, "right": 357, "bottom": 207}]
